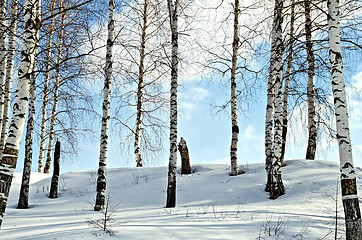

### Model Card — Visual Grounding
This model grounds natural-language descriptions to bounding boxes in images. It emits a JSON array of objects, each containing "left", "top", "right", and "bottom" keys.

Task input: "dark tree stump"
[
  {"left": 178, "top": 137, "right": 191, "bottom": 174},
  {"left": 49, "top": 140, "right": 60, "bottom": 198}
]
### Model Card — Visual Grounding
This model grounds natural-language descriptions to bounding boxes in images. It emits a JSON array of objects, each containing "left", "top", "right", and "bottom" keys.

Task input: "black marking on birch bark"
[
  {"left": 341, "top": 178, "right": 357, "bottom": 196},
  {"left": 232, "top": 126, "right": 239, "bottom": 133},
  {"left": 342, "top": 162, "right": 354, "bottom": 169},
  {"left": 3, "top": 147, "right": 18, "bottom": 155}
]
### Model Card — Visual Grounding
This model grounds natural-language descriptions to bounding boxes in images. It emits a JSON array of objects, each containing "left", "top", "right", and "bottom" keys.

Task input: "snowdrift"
[{"left": 1, "top": 159, "right": 358, "bottom": 239}]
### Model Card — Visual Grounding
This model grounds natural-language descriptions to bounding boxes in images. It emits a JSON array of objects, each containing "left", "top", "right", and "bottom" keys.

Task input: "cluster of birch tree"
[{"left": 0, "top": 0, "right": 360, "bottom": 238}]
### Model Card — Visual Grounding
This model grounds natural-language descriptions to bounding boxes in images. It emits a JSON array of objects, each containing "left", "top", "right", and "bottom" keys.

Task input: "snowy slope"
[{"left": 1, "top": 159, "right": 358, "bottom": 239}]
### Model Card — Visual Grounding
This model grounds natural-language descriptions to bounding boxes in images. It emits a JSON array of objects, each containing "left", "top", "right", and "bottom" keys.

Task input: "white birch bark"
[
  {"left": 229, "top": 0, "right": 240, "bottom": 176},
  {"left": 18, "top": 0, "right": 41, "bottom": 208},
  {"left": 305, "top": 0, "right": 317, "bottom": 160},
  {"left": 264, "top": 0, "right": 278, "bottom": 193},
  {"left": 134, "top": 0, "right": 149, "bottom": 168},
  {"left": 266, "top": 0, "right": 285, "bottom": 199},
  {"left": 281, "top": 0, "right": 295, "bottom": 163},
  {"left": 43, "top": 1, "right": 65, "bottom": 174},
  {"left": 0, "top": 0, "right": 8, "bottom": 142},
  {"left": 38, "top": 0, "right": 56, "bottom": 172},
  {"left": 0, "top": 0, "right": 40, "bottom": 226},
  {"left": 17, "top": 57, "right": 37, "bottom": 209},
  {"left": 95, "top": 0, "right": 114, "bottom": 211},
  {"left": 327, "top": 0, "right": 361, "bottom": 238},
  {"left": 0, "top": 0, "right": 18, "bottom": 158},
  {"left": 166, "top": 0, "right": 179, "bottom": 208},
  {"left": 17, "top": 0, "right": 41, "bottom": 209},
  {"left": 17, "top": 71, "right": 36, "bottom": 209}
]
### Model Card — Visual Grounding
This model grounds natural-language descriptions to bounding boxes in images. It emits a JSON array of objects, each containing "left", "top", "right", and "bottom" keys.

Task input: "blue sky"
[
  {"left": 14, "top": 61, "right": 362, "bottom": 174},
  {"left": 12, "top": 0, "right": 362, "bottom": 175}
]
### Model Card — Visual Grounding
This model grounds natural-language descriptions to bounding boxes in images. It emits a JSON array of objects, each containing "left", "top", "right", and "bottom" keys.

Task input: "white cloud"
[
  {"left": 240, "top": 125, "right": 264, "bottom": 152},
  {"left": 179, "top": 101, "right": 197, "bottom": 120},
  {"left": 190, "top": 87, "right": 210, "bottom": 101},
  {"left": 179, "top": 86, "right": 210, "bottom": 120}
]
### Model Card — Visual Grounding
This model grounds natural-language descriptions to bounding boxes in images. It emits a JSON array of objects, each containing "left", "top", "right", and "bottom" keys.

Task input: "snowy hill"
[{"left": 1, "top": 160, "right": 357, "bottom": 239}]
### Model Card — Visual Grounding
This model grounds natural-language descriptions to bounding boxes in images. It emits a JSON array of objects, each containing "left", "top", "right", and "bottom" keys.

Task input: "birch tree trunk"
[
  {"left": 0, "top": 0, "right": 18, "bottom": 158},
  {"left": 280, "top": 0, "right": 295, "bottom": 163},
  {"left": 134, "top": 0, "right": 149, "bottom": 168},
  {"left": 265, "top": 0, "right": 278, "bottom": 193},
  {"left": 0, "top": 0, "right": 40, "bottom": 227},
  {"left": 43, "top": 2, "right": 65, "bottom": 174},
  {"left": 327, "top": 0, "right": 361, "bottom": 238},
  {"left": 305, "top": 0, "right": 317, "bottom": 160},
  {"left": 0, "top": 0, "right": 8, "bottom": 142},
  {"left": 95, "top": 0, "right": 114, "bottom": 211},
  {"left": 38, "top": 0, "right": 56, "bottom": 172},
  {"left": 166, "top": 0, "right": 179, "bottom": 208},
  {"left": 266, "top": 0, "right": 285, "bottom": 199},
  {"left": 17, "top": 0, "right": 41, "bottom": 209},
  {"left": 229, "top": 0, "right": 240, "bottom": 176},
  {"left": 17, "top": 61, "right": 37, "bottom": 209},
  {"left": 43, "top": 82, "right": 59, "bottom": 173}
]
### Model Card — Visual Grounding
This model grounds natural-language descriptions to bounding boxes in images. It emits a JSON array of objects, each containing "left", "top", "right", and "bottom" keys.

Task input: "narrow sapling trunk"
[
  {"left": 178, "top": 137, "right": 191, "bottom": 174},
  {"left": 327, "top": 0, "right": 362, "bottom": 238},
  {"left": 95, "top": 0, "right": 114, "bottom": 211},
  {"left": 38, "top": 0, "right": 56, "bottom": 172},
  {"left": 49, "top": 140, "right": 60, "bottom": 199},
  {"left": 43, "top": 69, "right": 60, "bottom": 174},
  {"left": 229, "top": 0, "right": 240, "bottom": 176},
  {"left": 44, "top": 0, "right": 65, "bottom": 174},
  {"left": 304, "top": 0, "right": 317, "bottom": 160},
  {"left": 0, "top": 0, "right": 41, "bottom": 226},
  {"left": 280, "top": 0, "right": 295, "bottom": 163},
  {"left": 134, "top": 0, "right": 149, "bottom": 168},
  {"left": 166, "top": 0, "right": 179, "bottom": 208}
]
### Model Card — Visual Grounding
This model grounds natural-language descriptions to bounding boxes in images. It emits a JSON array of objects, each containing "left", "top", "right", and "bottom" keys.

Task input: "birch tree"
[
  {"left": 17, "top": 0, "right": 41, "bottom": 207},
  {"left": 229, "top": 0, "right": 240, "bottom": 176},
  {"left": 38, "top": 0, "right": 57, "bottom": 172},
  {"left": 0, "top": 0, "right": 18, "bottom": 158},
  {"left": 264, "top": 2, "right": 277, "bottom": 193},
  {"left": 304, "top": 0, "right": 317, "bottom": 160},
  {"left": 280, "top": 0, "right": 295, "bottom": 163},
  {"left": 134, "top": 0, "right": 149, "bottom": 168},
  {"left": 42, "top": 0, "right": 66, "bottom": 174},
  {"left": 17, "top": 60, "right": 38, "bottom": 209},
  {"left": 0, "top": 0, "right": 8, "bottom": 142},
  {"left": 113, "top": 0, "right": 169, "bottom": 167},
  {"left": 265, "top": 0, "right": 285, "bottom": 199},
  {"left": 166, "top": 0, "right": 179, "bottom": 208},
  {"left": 18, "top": 0, "right": 42, "bottom": 209},
  {"left": 0, "top": 0, "right": 41, "bottom": 226},
  {"left": 327, "top": 0, "right": 361, "bottom": 238},
  {"left": 35, "top": 0, "right": 101, "bottom": 168},
  {"left": 17, "top": 70, "right": 37, "bottom": 209},
  {"left": 95, "top": 0, "right": 114, "bottom": 211}
]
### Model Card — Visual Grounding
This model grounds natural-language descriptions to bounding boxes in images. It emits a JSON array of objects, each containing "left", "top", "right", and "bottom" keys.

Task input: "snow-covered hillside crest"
[{"left": 1, "top": 159, "right": 358, "bottom": 239}]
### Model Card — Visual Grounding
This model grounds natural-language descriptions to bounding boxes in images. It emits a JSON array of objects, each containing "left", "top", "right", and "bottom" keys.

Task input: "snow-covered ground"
[{"left": 1, "top": 159, "right": 358, "bottom": 239}]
